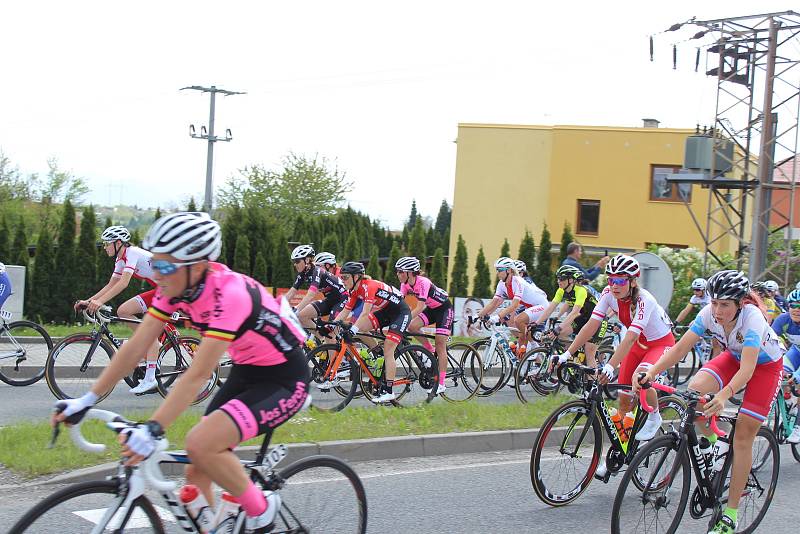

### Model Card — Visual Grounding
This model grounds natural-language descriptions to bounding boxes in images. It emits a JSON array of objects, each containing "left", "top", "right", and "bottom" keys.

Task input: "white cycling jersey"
[
  {"left": 690, "top": 303, "right": 783, "bottom": 364},
  {"left": 690, "top": 292, "right": 711, "bottom": 307},
  {"left": 494, "top": 276, "right": 548, "bottom": 308},
  {"left": 113, "top": 245, "right": 156, "bottom": 286},
  {"left": 591, "top": 286, "right": 672, "bottom": 341}
]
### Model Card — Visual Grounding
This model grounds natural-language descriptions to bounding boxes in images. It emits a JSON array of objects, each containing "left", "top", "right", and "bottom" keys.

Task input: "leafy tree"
[
  {"left": 29, "top": 225, "right": 55, "bottom": 322},
  {"left": 406, "top": 200, "right": 418, "bottom": 231},
  {"left": 472, "top": 245, "right": 491, "bottom": 298},
  {"left": 0, "top": 214, "right": 10, "bottom": 261},
  {"left": 430, "top": 247, "right": 446, "bottom": 289},
  {"left": 233, "top": 234, "right": 252, "bottom": 275},
  {"left": 449, "top": 234, "right": 469, "bottom": 297},
  {"left": 217, "top": 153, "right": 353, "bottom": 222},
  {"left": 76, "top": 206, "right": 98, "bottom": 304},
  {"left": 343, "top": 228, "right": 362, "bottom": 263},
  {"left": 408, "top": 216, "right": 427, "bottom": 264},
  {"left": 517, "top": 230, "right": 536, "bottom": 273},
  {"left": 559, "top": 222, "right": 574, "bottom": 263},
  {"left": 187, "top": 197, "right": 197, "bottom": 211},
  {"left": 500, "top": 238, "right": 510, "bottom": 258},
  {"left": 54, "top": 200, "right": 77, "bottom": 322},
  {"left": 535, "top": 223, "right": 555, "bottom": 296},
  {"left": 386, "top": 242, "right": 403, "bottom": 285},
  {"left": 271, "top": 231, "right": 294, "bottom": 291},
  {"left": 253, "top": 251, "right": 268, "bottom": 284},
  {"left": 366, "top": 246, "right": 382, "bottom": 279},
  {"left": 39, "top": 158, "right": 89, "bottom": 205}
]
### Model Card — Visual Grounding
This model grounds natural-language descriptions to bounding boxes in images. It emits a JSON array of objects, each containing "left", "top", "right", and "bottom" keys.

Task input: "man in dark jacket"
[{"left": 561, "top": 243, "right": 609, "bottom": 281}]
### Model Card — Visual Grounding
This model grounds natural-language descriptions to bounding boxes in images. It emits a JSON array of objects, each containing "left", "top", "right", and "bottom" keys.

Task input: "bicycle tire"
[
  {"left": 611, "top": 434, "right": 690, "bottom": 534},
  {"left": 674, "top": 348, "right": 698, "bottom": 386},
  {"left": 440, "top": 342, "right": 482, "bottom": 402},
  {"left": 155, "top": 335, "right": 217, "bottom": 405},
  {"left": 530, "top": 399, "right": 603, "bottom": 506},
  {"left": 8, "top": 479, "right": 165, "bottom": 534},
  {"left": 307, "top": 343, "right": 359, "bottom": 412},
  {"left": 515, "top": 348, "right": 550, "bottom": 403},
  {"left": 45, "top": 334, "right": 117, "bottom": 402},
  {"left": 274, "top": 455, "right": 367, "bottom": 534},
  {"left": 0, "top": 320, "right": 53, "bottom": 386},
  {"left": 393, "top": 344, "right": 437, "bottom": 406},
  {"left": 712, "top": 426, "right": 780, "bottom": 534},
  {"left": 471, "top": 337, "right": 511, "bottom": 397}
]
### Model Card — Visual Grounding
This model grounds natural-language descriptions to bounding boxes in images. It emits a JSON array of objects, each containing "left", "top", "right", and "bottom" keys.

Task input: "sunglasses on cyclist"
[
  {"left": 607, "top": 276, "right": 629, "bottom": 286},
  {"left": 789, "top": 303, "right": 800, "bottom": 309},
  {"left": 151, "top": 259, "right": 202, "bottom": 276},
  {"left": 496, "top": 268, "right": 509, "bottom": 273},
  {"left": 557, "top": 276, "right": 572, "bottom": 282}
]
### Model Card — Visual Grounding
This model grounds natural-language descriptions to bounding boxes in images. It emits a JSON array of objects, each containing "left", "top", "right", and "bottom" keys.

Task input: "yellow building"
[{"left": 449, "top": 122, "right": 738, "bottom": 273}]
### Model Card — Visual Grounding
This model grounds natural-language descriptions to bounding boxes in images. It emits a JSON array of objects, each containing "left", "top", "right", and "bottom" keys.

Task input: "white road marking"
[{"left": 73, "top": 505, "right": 175, "bottom": 529}]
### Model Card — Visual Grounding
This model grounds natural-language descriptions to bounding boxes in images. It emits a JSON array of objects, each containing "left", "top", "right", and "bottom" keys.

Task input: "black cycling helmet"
[
  {"left": 340, "top": 262, "right": 366, "bottom": 275},
  {"left": 556, "top": 265, "right": 584, "bottom": 280},
  {"left": 707, "top": 270, "right": 750, "bottom": 301}
]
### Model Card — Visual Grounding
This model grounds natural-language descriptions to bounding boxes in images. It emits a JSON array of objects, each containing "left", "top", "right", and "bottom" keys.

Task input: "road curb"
[{"left": 5, "top": 427, "right": 559, "bottom": 487}]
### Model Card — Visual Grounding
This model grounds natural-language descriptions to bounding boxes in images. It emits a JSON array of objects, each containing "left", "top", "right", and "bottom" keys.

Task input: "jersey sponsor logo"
[
  {"left": 213, "top": 287, "right": 224, "bottom": 318},
  {"left": 259, "top": 381, "right": 308, "bottom": 428},
  {"left": 376, "top": 288, "right": 402, "bottom": 305}
]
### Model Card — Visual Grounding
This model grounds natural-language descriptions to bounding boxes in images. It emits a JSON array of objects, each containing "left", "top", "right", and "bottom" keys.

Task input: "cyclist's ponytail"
[
  {"left": 740, "top": 290, "right": 769, "bottom": 320},
  {"left": 629, "top": 282, "right": 640, "bottom": 317}
]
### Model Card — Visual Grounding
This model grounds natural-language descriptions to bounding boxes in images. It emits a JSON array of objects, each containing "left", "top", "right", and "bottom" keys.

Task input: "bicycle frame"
[
  {"left": 321, "top": 336, "right": 416, "bottom": 391},
  {"left": 0, "top": 320, "right": 26, "bottom": 363},
  {"left": 771, "top": 386, "right": 798, "bottom": 441}
]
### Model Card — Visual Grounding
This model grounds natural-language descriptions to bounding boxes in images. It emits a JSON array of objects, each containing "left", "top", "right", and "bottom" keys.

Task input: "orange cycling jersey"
[{"left": 344, "top": 279, "right": 404, "bottom": 312}]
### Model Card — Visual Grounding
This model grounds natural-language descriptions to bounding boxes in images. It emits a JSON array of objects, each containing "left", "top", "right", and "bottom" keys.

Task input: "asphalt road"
[{"left": 1, "top": 449, "right": 799, "bottom": 533}]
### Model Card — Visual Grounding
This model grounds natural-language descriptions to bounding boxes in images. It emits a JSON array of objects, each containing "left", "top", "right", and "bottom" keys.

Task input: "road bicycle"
[
  {"left": 529, "top": 362, "right": 687, "bottom": 506},
  {"left": 306, "top": 319, "right": 438, "bottom": 411},
  {"left": 0, "top": 308, "right": 53, "bottom": 386},
  {"left": 611, "top": 379, "right": 780, "bottom": 534},
  {"left": 764, "top": 378, "right": 800, "bottom": 462},
  {"left": 9, "top": 407, "right": 367, "bottom": 533},
  {"left": 45, "top": 306, "right": 213, "bottom": 404},
  {"left": 406, "top": 330, "right": 484, "bottom": 403}
]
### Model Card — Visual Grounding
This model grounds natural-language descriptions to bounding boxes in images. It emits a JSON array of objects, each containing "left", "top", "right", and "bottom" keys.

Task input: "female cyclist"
[
  {"left": 771, "top": 288, "right": 800, "bottom": 443},
  {"left": 752, "top": 282, "right": 781, "bottom": 323},
  {"left": 284, "top": 245, "right": 349, "bottom": 330},
  {"left": 557, "top": 254, "right": 674, "bottom": 445},
  {"left": 54, "top": 212, "right": 309, "bottom": 533},
  {"left": 478, "top": 257, "right": 548, "bottom": 358},
  {"left": 334, "top": 261, "right": 412, "bottom": 403},
  {"left": 75, "top": 225, "right": 161, "bottom": 395},
  {"left": 395, "top": 256, "right": 453, "bottom": 396},
  {"left": 635, "top": 270, "right": 783, "bottom": 534},
  {"left": 675, "top": 277, "right": 709, "bottom": 325}
]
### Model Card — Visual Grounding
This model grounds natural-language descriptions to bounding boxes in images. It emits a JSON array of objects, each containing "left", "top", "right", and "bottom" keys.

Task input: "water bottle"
[
  {"left": 373, "top": 356, "right": 385, "bottom": 377},
  {"left": 212, "top": 492, "right": 240, "bottom": 534},
  {"left": 711, "top": 436, "right": 730, "bottom": 472},
  {"left": 622, "top": 412, "right": 635, "bottom": 437},
  {"left": 179, "top": 484, "right": 215, "bottom": 533},
  {"left": 698, "top": 437, "right": 714, "bottom": 475},
  {"left": 609, "top": 408, "right": 627, "bottom": 442}
]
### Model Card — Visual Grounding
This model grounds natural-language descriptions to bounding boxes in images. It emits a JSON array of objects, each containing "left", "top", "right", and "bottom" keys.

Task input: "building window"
[
  {"left": 650, "top": 165, "right": 691, "bottom": 202},
  {"left": 577, "top": 199, "right": 600, "bottom": 235}
]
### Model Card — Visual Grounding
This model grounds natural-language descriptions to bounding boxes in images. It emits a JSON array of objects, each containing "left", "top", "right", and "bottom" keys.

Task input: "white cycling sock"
[{"left": 144, "top": 361, "right": 157, "bottom": 381}]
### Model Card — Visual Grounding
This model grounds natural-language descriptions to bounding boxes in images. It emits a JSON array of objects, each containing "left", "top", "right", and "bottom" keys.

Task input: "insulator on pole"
[
  {"left": 673, "top": 44, "right": 677, "bottom": 69},
  {"left": 650, "top": 35, "right": 654, "bottom": 61}
]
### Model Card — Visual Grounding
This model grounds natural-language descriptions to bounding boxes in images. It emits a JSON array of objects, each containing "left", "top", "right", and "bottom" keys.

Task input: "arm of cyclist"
[
  {"left": 76, "top": 275, "right": 123, "bottom": 310},
  {"left": 495, "top": 297, "right": 521, "bottom": 322},
  {"left": 283, "top": 287, "right": 297, "bottom": 303},
  {"left": 293, "top": 287, "right": 318, "bottom": 313},
  {"left": 52, "top": 314, "right": 164, "bottom": 426},
  {"left": 561, "top": 316, "right": 602, "bottom": 363},
  {"left": 597, "top": 328, "right": 638, "bottom": 382},
  {"left": 560, "top": 305, "right": 583, "bottom": 331},
  {"left": 477, "top": 296, "right": 502, "bottom": 318},
  {"left": 350, "top": 302, "right": 374, "bottom": 334},
  {"left": 85, "top": 271, "right": 135, "bottom": 313},
  {"left": 674, "top": 302, "right": 694, "bottom": 325},
  {"left": 410, "top": 300, "right": 426, "bottom": 321},
  {"left": 534, "top": 301, "right": 559, "bottom": 326},
  {"left": 632, "top": 329, "right": 701, "bottom": 395}
]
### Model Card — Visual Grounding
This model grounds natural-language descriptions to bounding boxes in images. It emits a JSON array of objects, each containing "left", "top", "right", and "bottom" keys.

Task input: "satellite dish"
[{"left": 632, "top": 252, "right": 674, "bottom": 310}]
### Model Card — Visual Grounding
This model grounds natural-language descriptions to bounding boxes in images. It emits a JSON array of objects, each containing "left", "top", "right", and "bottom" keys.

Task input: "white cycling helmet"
[
  {"left": 691, "top": 278, "right": 707, "bottom": 291},
  {"left": 313, "top": 252, "right": 336, "bottom": 266},
  {"left": 514, "top": 260, "right": 527, "bottom": 273},
  {"left": 764, "top": 280, "right": 779, "bottom": 293},
  {"left": 101, "top": 225, "right": 131, "bottom": 243},
  {"left": 606, "top": 254, "right": 640, "bottom": 277},
  {"left": 494, "top": 257, "right": 515, "bottom": 270},
  {"left": 143, "top": 212, "right": 221, "bottom": 261},
  {"left": 0, "top": 262, "right": 5, "bottom": 275},
  {"left": 291, "top": 244, "right": 315, "bottom": 261},
  {"left": 395, "top": 256, "right": 421, "bottom": 272}
]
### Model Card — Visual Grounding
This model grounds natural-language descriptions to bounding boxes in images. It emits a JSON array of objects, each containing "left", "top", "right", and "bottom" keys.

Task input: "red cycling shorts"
[{"left": 618, "top": 332, "right": 675, "bottom": 387}]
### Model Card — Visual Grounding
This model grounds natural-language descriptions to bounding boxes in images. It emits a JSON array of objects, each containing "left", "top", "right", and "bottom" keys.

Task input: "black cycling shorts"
[
  {"left": 207, "top": 347, "right": 310, "bottom": 442},
  {"left": 573, "top": 314, "right": 607, "bottom": 343},
  {"left": 311, "top": 294, "right": 347, "bottom": 318},
  {"left": 369, "top": 301, "right": 411, "bottom": 344},
  {"left": 418, "top": 301, "right": 454, "bottom": 336}
]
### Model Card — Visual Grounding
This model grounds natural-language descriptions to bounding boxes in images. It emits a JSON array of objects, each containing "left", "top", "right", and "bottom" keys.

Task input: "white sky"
[{"left": 1, "top": 1, "right": 795, "bottom": 228}]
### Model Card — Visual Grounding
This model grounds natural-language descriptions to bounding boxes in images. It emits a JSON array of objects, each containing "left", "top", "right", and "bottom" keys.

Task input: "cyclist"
[
  {"left": 752, "top": 282, "right": 780, "bottom": 323},
  {"left": 771, "top": 288, "right": 800, "bottom": 443},
  {"left": 535, "top": 265, "right": 601, "bottom": 366},
  {"left": 478, "top": 257, "right": 548, "bottom": 358},
  {"left": 75, "top": 225, "right": 161, "bottom": 395},
  {"left": 674, "top": 277, "right": 709, "bottom": 325},
  {"left": 0, "top": 262, "right": 11, "bottom": 311},
  {"left": 515, "top": 260, "right": 534, "bottom": 284},
  {"left": 334, "top": 261, "right": 412, "bottom": 403},
  {"left": 634, "top": 270, "right": 783, "bottom": 534},
  {"left": 764, "top": 280, "right": 787, "bottom": 312},
  {"left": 557, "top": 254, "right": 674, "bottom": 445},
  {"left": 313, "top": 251, "right": 339, "bottom": 276},
  {"left": 284, "top": 245, "right": 349, "bottom": 330},
  {"left": 396, "top": 256, "right": 453, "bottom": 396},
  {"left": 53, "top": 212, "right": 309, "bottom": 533}
]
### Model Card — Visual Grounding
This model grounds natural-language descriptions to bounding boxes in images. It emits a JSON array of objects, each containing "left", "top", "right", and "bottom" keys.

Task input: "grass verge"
[{"left": 0, "top": 395, "right": 569, "bottom": 478}]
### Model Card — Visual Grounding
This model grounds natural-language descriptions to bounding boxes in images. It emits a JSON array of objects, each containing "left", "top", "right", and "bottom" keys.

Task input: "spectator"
[{"left": 561, "top": 243, "right": 609, "bottom": 281}]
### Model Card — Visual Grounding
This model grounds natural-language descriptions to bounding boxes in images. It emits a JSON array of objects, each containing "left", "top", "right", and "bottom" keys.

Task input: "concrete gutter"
[{"left": 3, "top": 427, "right": 557, "bottom": 488}]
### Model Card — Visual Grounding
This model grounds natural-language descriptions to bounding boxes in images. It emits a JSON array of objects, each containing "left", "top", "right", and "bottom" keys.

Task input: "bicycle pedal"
[{"left": 594, "top": 471, "right": 612, "bottom": 484}]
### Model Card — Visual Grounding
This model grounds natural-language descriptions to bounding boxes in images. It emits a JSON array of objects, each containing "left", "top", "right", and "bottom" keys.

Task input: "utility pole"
[{"left": 180, "top": 85, "right": 245, "bottom": 212}]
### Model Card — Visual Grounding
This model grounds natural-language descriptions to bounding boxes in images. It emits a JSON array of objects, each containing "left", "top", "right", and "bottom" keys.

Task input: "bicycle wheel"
[
  {"left": 515, "top": 348, "right": 549, "bottom": 403},
  {"left": 530, "top": 399, "right": 602, "bottom": 506},
  {"left": 471, "top": 338, "right": 510, "bottom": 397},
  {"left": 45, "top": 334, "right": 117, "bottom": 402},
  {"left": 713, "top": 426, "right": 779, "bottom": 534},
  {"left": 611, "top": 434, "right": 690, "bottom": 534},
  {"left": 8, "top": 479, "right": 165, "bottom": 534},
  {"left": 307, "top": 343, "right": 359, "bottom": 412},
  {"left": 440, "top": 342, "right": 482, "bottom": 402},
  {"left": 273, "top": 455, "right": 367, "bottom": 533},
  {"left": 392, "top": 344, "right": 437, "bottom": 406},
  {"left": 155, "top": 336, "right": 217, "bottom": 405},
  {"left": 0, "top": 320, "right": 53, "bottom": 386}
]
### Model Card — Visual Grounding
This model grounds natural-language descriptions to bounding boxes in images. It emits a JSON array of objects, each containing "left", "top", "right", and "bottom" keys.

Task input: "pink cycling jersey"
[
  {"left": 400, "top": 275, "right": 449, "bottom": 309},
  {"left": 148, "top": 263, "right": 306, "bottom": 366}
]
